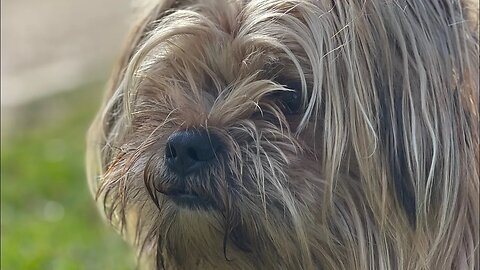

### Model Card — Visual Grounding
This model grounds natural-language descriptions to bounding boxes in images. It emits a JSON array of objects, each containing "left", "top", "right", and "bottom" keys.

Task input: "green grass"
[{"left": 1, "top": 84, "right": 135, "bottom": 270}]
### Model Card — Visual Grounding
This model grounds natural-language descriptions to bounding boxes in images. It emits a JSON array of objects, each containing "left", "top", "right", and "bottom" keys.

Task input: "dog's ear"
[
  {"left": 86, "top": 0, "right": 184, "bottom": 219},
  {"left": 105, "top": 0, "right": 182, "bottom": 97}
]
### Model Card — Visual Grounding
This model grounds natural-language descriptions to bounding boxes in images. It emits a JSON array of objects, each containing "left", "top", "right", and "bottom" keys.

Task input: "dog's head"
[{"left": 87, "top": 1, "right": 479, "bottom": 269}]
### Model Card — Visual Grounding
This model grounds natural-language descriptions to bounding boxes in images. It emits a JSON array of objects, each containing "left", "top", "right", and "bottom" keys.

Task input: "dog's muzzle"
[{"left": 159, "top": 129, "right": 224, "bottom": 209}]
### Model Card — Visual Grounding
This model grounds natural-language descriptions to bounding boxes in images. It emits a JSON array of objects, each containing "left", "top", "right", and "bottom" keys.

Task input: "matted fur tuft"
[{"left": 87, "top": 0, "right": 479, "bottom": 269}]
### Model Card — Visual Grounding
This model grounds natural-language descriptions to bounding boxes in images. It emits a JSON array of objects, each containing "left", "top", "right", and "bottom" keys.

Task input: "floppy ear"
[
  {"left": 87, "top": 0, "right": 182, "bottom": 195},
  {"left": 106, "top": 0, "right": 182, "bottom": 97}
]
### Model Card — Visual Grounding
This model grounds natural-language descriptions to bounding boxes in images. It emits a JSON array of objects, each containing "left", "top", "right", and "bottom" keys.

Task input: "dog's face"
[{"left": 87, "top": 0, "right": 479, "bottom": 269}]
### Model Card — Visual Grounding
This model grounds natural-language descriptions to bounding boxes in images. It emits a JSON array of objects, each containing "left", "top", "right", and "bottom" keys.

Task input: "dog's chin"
[
  {"left": 155, "top": 176, "right": 220, "bottom": 211},
  {"left": 161, "top": 189, "right": 217, "bottom": 211}
]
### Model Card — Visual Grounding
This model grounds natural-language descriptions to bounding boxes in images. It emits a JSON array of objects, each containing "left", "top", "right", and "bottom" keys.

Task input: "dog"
[{"left": 86, "top": 0, "right": 479, "bottom": 269}]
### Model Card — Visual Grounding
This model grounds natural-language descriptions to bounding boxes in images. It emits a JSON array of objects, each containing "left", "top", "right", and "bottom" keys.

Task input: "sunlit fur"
[{"left": 86, "top": 0, "right": 479, "bottom": 269}]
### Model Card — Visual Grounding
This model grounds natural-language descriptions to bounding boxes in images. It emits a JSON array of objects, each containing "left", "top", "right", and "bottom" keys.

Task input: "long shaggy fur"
[{"left": 86, "top": 0, "right": 479, "bottom": 269}]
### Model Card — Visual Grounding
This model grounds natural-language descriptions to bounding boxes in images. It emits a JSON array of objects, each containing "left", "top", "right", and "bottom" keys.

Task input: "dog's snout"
[{"left": 165, "top": 129, "right": 222, "bottom": 176}]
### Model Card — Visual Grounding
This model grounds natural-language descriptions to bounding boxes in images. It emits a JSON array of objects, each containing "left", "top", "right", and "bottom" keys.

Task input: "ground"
[
  {"left": 1, "top": 1, "right": 135, "bottom": 267},
  {"left": 1, "top": 84, "right": 135, "bottom": 269}
]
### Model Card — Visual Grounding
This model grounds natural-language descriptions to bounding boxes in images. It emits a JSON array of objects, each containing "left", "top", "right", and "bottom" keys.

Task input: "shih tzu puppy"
[{"left": 86, "top": 0, "right": 479, "bottom": 269}]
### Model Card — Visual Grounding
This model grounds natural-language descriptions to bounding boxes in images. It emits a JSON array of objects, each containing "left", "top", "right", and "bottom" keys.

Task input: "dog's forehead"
[{"left": 139, "top": 0, "right": 315, "bottom": 87}]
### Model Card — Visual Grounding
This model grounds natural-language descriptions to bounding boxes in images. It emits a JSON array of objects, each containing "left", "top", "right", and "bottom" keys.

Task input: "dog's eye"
[
  {"left": 274, "top": 90, "right": 301, "bottom": 115},
  {"left": 273, "top": 79, "right": 303, "bottom": 115}
]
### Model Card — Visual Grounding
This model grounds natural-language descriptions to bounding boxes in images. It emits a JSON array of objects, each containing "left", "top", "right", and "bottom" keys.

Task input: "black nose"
[{"left": 165, "top": 129, "right": 222, "bottom": 176}]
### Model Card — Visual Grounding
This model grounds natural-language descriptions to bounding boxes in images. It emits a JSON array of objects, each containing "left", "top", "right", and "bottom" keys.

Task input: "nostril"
[{"left": 165, "top": 143, "right": 177, "bottom": 159}]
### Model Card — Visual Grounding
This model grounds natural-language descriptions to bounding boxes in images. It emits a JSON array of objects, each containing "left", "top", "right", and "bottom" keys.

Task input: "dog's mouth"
[{"left": 160, "top": 188, "right": 216, "bottom": 210}]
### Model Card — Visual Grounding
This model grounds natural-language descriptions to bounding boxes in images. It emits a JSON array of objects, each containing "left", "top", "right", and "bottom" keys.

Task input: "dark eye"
[
  {"left": 275, "top": 90, "right": 301, "bottom": 115},
  {"left": 273, "top": 79, "right": 303, "bottom": 115}
]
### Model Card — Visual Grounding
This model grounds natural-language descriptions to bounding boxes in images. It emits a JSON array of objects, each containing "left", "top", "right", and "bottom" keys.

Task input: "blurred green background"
[
  {"left": 1, "top": 1, "right": 136, "bottom": 269},
  {"left": 1, "top": 83, "right": 136, "bottom": 269}
]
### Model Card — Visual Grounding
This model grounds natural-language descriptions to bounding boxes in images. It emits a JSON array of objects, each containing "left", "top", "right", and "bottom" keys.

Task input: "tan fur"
[{"left": 87, "top": 0, "right": 479, "bottom": 269}]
